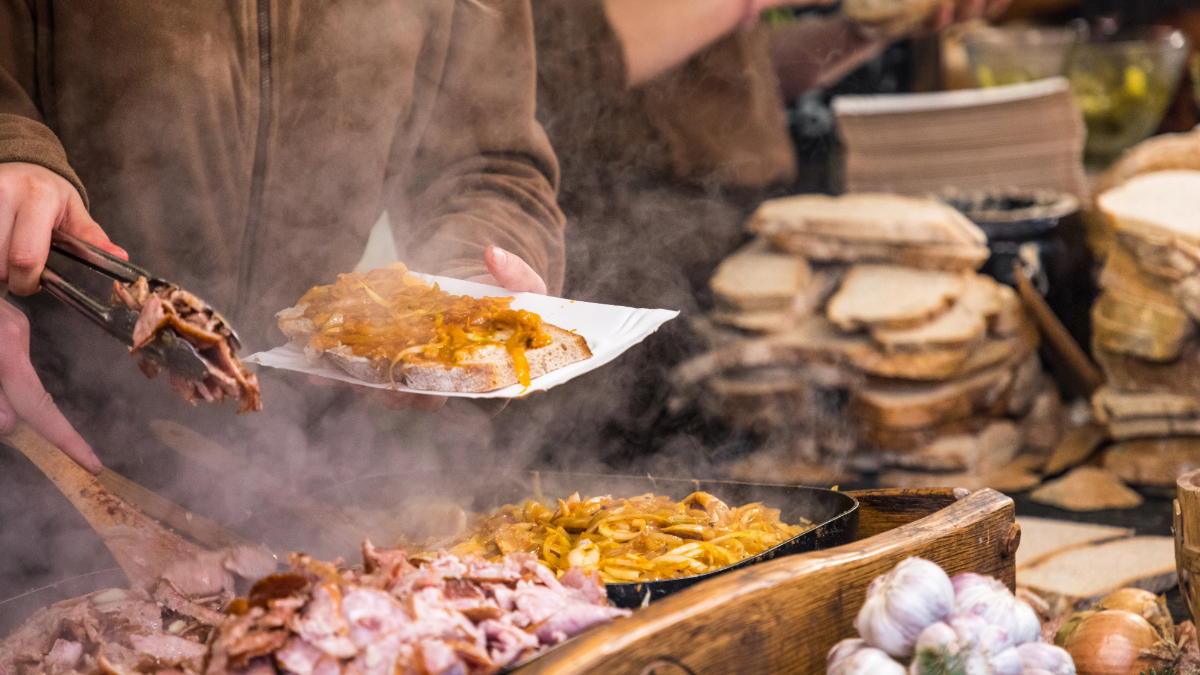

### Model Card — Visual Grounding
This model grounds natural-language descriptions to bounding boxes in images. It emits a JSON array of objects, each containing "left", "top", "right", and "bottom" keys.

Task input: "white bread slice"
[
  {"left": 748, "top": 193, "right": 990, "bottom": 272},
  {"left": 1014, "top": 517, "right": 1133, "bottom": 571},
  {"left": 1018, "top": 535, "right": 1176, "bottom": 612},
  {"left": 1098, "top": 170, "right": 1200, "bottom": 247},
  {"left": 851, "top": 359, "right": 1015, "bottom": 430},
  {"left": 869, "top": 275, "right": 1001, "bottom": 352},
  {"left": 710, "top": 241, "right": 810, "bottom": 312},
  {"left": 1091, "top": 288, "right": 1194, "bottom": 362},
  {"left": 826, "top": 264, "right": 970, "bottom": 331},
  {"left": 276, "top": 304, "right": 591, "bottom": 393}
]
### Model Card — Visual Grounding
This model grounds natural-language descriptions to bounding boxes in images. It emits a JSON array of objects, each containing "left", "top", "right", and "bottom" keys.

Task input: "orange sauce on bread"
[{"left": 299, "top": 263, "right": 551, "bottom": 386}]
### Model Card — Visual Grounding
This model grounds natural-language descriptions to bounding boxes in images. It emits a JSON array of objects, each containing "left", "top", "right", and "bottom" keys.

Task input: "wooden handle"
[
  {"left": 97, "top": 468, "right": 256, "bottom": 552},
  {"left": 0, "top": 420, "right": 201, "bottom": 590},
  {"left": 1013, "top": 260, "right": 1105, "bottom": 395},
  {"left": 519, "top": 489, "right": 1015, "bottom": 675}
]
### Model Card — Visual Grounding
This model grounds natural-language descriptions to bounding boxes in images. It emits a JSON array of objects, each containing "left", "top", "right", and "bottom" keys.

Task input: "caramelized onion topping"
[{"left": 300, "top": 263, "right": 551, "bottom": 386}]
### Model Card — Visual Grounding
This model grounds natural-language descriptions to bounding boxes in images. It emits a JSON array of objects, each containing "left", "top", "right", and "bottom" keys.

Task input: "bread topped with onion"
[{"left": 277, "top": 263, "right": 591, "bottom": 392}]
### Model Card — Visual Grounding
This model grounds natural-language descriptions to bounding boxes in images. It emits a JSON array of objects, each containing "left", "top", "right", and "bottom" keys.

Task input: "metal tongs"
[{"left": 41, "top": 231, "right": 240, "bottom": 383}]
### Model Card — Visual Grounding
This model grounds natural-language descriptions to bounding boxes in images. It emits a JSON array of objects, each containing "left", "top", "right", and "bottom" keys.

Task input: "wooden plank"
[
  {"left": 846, "top": 487, "right": 968, "bottom": 540},
  {"left": 517, "top": 489, "right": 1015, "bottom": 675}
]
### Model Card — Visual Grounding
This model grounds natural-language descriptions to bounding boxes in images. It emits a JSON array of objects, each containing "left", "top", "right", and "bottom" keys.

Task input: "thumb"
[
  {"left": 62, "top": 192, "right": 127, "bottom": 261},
  {"left": 484, "top": 246, "right": 547, "bottom": 295}
]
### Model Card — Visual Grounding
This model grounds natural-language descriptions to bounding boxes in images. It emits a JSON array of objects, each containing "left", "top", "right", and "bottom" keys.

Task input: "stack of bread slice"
[
  {"left": 706, "top": 193, "right": 1062, "bottom": 488},
  {"left": 1089, "top": 169, "right": 1200, "bottom": 489}
]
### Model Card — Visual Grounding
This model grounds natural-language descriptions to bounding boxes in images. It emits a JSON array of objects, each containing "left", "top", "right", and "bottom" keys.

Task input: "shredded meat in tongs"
[{"left": 112, "top": 276, "right": 262, "bottom": 413}]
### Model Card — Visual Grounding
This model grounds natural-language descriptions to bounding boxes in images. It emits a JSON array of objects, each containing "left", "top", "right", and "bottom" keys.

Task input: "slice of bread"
[
  {"left": 1091, "top": 288, "right": 1194, "bottom": 362},
  {"left": 1095, "top": 342, "right": 1200, "bottom": 398},
  {"left": 710, "top": 241, "right": 810, "bottom": 312},
  {"left": 852, "top": 360, "right": 1015, "bottom": 430},
  {"left": 1018, "top": 535, "right": 1176, "bottom": 612},
  {"left": 1097, "top": 245, "right": 1177, "bottom": 305},
  {"left": 776, "top": 313, "right": 1036, "bottom": 381},
  {"left": 1092, "top": 386, "right": 1200, "bottom": 423},
  {"left": 1104, "top": 437, "right": 1200, "bottom": 487},
  {"left": 827, "top": 264, "right": 970, "bottom": 331},
  {"left": 1098, "top": 170, "right": 1200, "bottom": 255},
  {"left": 276, "top": 304, "right": 592, "bottom": 393},
  {"left": 869, "top": 275, "right": 1001, "bottom": 352},
  {"left": 748, "top": 193, "right": 990, "bottom": 272},
  {"left": 1014, "top": 517, "right": 1133, "bottom": 571},
  {"left": 1028, "top": 467, "right": 1143, "bottom": 511}
]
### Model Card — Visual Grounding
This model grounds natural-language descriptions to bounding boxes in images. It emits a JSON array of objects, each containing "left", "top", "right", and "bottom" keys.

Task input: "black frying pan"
[{"left": 315, "top": 470, "right": 859, "bottom": 609}]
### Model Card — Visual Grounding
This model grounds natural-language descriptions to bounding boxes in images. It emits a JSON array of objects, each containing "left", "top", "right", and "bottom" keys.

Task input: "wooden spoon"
[{"left": 1, "top": 420, "right": 204, "bottom": 591}]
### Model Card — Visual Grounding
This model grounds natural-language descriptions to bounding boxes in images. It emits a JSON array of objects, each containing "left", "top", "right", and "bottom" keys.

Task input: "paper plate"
[{"left": 244, "top": 273, "right": 679, "bottom": 398}]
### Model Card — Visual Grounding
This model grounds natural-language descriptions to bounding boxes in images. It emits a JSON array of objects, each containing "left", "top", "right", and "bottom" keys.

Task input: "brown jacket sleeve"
[
  {"left": 0, "top": 2, "right": 88, "bottom": 206},
  {"left": 391, "top": 0, "right": 566, "bottom": 295}
]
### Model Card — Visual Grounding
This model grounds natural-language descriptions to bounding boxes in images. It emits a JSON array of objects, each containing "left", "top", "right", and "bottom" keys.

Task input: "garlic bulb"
[
  {"left": 952, "top": 573, "right": 1042, "bottom": 645},
  {"left": 855, "top": 558, "right": 955, "bottom": 658},
  {"left": 827, "top": 638, "right": 865, "bottom": 671},
  {"left": 1016, "top": 642, "right": 1075, "bottom": 675},
  {"left": 827, "top": 644, "right": 907, "bottom": 675},
  {"left": 911, "top": 615, "right": 1023, "bottom": 675}
]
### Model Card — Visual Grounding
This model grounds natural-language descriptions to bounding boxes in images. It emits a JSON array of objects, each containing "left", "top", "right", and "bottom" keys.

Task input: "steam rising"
[{"left": 0, "top": 0, "right": 800, "bottom": 636}]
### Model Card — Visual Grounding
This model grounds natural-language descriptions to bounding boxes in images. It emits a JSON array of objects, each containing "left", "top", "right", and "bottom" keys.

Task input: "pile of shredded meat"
[
  {"left": 212, "top": 542, "right": 630, "bottom": 675},
  {"left": 112, "top": 277, "right": 261, "bottom": 413},
  {"left": 0, "top": 579, "right": 230, "bottom": 675},
  {"left": 2, "top": 542, "right": 629, "bottom": 675}
]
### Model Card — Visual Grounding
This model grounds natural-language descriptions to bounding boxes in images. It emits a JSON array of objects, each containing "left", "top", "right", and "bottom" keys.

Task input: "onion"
[
  {"left": 1097, "top": 588, "right": 1170, "bottom": 627},
  {"left": 1061, "top": 610, "right": 1165, "bottom": 675}
]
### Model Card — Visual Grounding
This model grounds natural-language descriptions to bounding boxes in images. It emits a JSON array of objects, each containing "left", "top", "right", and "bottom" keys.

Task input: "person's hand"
[
  {"left": 465, "top": 245, "right": 547, "bottom": 294},
  {"left": 334, "top": 246, "right": 547, "bottom": 412},
  {"left": 0, "top": 296, "right": 102, "bottom": 473},
  {"left": 0, "top": 162, "right": 127, "bottom": 296}
]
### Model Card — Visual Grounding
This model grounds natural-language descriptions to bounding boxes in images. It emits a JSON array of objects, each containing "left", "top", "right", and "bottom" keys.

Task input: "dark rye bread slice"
[{"left": 276, "top": 304, "right": 592, "bottom": 393}]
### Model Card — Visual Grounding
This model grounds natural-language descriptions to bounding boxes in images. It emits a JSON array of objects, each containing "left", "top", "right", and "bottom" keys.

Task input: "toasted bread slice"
[
  {"left": 827, "top": 264, "right": 970, "bottom": 331},
  {"left": 277, "top": 304, "right": 592, "bottom": 393},
  {"left": 1104, "top": 437, "right": 1200, "bottom": 486},
  {"left": 710, "top": 241, "right": 810, "bottom": 313},
  {"left": 748, "top": 193, "right": 989, "bottom": 272}
]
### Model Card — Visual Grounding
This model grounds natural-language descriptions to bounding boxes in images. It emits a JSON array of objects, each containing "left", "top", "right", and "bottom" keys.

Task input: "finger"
[
  {"left": 0, "top": 305, "right": 101, "bottom": 473},
  {"left": 62, "top": 192, "right": 126, "bottom": 260},
  {"left": 928, "top": 0, "right": 954, "bottom": 31},
  {"left": 6, "top": 194, "right": 59, "bottom": 295},
  {"left": 483, "top": 246, "right": 547, "bottom": 295}
]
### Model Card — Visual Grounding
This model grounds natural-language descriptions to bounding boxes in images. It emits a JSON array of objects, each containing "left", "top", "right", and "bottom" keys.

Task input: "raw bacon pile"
[
  {"left": 112, "top": 277, "right": 261, "bottom": 413},
  {"left": 210, "top": 542, "right": 630, "bottom": 675}
]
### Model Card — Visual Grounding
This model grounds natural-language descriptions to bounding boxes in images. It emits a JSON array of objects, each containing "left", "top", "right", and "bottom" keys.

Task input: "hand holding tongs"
[{"left": 41, "top": 231, "right": 239, "bottom": 383}]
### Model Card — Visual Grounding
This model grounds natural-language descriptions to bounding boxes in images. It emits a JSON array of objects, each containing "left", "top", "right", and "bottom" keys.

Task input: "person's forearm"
[
  {"left": 768, "top": 16, "right": 888, "bottom": 99},
  {"left": 603, "top": 0, "right": 744, "bottom": 86}
]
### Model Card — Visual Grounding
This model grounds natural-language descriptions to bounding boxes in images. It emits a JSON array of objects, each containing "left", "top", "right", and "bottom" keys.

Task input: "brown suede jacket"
[{"left": 0, "top": 0, "right": 565, "bottom": 349}]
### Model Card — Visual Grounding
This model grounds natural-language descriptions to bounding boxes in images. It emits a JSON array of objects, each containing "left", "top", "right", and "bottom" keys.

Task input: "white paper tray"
[{"left": 244, "top": 273, "right": 679, "bottom": 398}]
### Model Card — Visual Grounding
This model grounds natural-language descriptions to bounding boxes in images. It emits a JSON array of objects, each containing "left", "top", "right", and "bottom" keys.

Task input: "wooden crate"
[{"left": 518, "top": 487, "right": 1017, "bottom": 675}]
